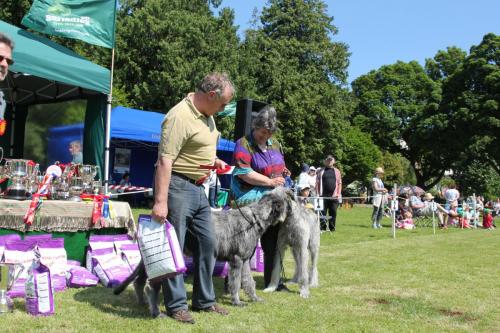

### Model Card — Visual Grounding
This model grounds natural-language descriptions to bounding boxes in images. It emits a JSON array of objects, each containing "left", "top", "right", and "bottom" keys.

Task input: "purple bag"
[
  {"left": 184, "top": 256, "right": 229, "bottom": 278},
  {"left": 91, "top": 248, "right": 132, "bottom": 287},
  {"left": 25, "top": 261, "right": 55, "bottom": 316},
  {"left": 250, "top": 239, "right": 264, "bottom": 273},
  {"left": 66, "top": 266, "right": 99, "bottom": 288},
  {"left": 37, "top": 239, "right": 67, "bottom": 292},
  {"left": 66, "top": 260, "right": 81, "bottom": 268},
  {"left": 86, "top": 235, "right": 130, "bottom": 272},
  {"left": 120, "top": 243, "right": 141, "bottom": 271},
  {"left": 0, "top": 234, "right": 21, "bottom": 260},
  {"left": 24, "top": 234, "right": 53, "bottom": 242},
  {"left": 137, "top": 215, "right": 186, "bottom": 282},
  {"left": 7, "top": 279, "right": 27, "bottom": 299},
  {"left": 4, "top": 240, "right": 36, "bottom": 298}
]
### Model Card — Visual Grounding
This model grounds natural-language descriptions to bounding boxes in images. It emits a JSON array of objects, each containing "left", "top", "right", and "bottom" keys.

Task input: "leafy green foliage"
[
  {"left": 438, "top": 33, "right": 500, "bottom": 175},
  {"left": 238, "top": 0, "right": 354, "bottom": 177},
  {"left": 113, "top": 0, "right": 240, "bottom": 112},
  {"left": 352, "top": 61, "right": 448, "bottom": 190},
  {"left": 340, "top": 126, "right": 382, "bottom": 186},
  {"left": 453, "top": 159, "right": 500, "bottom": 199}
]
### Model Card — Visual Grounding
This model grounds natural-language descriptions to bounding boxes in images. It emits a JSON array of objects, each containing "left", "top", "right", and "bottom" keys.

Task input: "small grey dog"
[
  {"left": 263, "top": 198, "right": 320, "bottom": 298},
  {"left": 114, "top": 187, "right": 295, "bottom": 316}
]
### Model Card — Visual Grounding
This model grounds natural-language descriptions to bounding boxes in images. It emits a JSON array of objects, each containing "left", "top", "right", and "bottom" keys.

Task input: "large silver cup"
[
  {"left": 0, "top": 264, "right": 24, "bottom": 313},
  {"left": 5, "top": 159, "right": 29, "bottom": 200}
]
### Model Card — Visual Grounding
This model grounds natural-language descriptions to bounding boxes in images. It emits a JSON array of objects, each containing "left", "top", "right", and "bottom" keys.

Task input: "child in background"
[
  {"left": 459, "top": 205, "right": 472, "bottom": 229},
  {"left": 447, "top": 201, "right": 460, "bottom": 227},
  {"left": 298, "top": 185, "right": 314, "bottom": 210},
  {"left": 396, "top": 210, "right": 415, "bottom": 230},
  {"left": 482, "top": 209, "right": 495, "bottom": 229}
]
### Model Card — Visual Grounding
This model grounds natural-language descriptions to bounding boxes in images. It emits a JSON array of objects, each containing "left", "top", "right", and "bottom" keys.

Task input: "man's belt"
[{"left": 171, "top": 172, "right": 202, "bottom": 186}]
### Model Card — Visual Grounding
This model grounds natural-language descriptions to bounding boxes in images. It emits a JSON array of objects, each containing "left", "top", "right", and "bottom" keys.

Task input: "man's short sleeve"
[{"left": 158, "top": 114, "right": 189, "bottom": 160}]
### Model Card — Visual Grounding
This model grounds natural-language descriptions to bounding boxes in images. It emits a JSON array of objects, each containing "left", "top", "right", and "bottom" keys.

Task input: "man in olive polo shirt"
[{"left": 152, "top": 72, "right": 234, "bottom": 324}]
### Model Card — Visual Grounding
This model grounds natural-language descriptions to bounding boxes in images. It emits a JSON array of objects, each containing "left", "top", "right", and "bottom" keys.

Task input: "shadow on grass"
[{"left": 73, "top": 287, "right": 153, "bottom": 319}]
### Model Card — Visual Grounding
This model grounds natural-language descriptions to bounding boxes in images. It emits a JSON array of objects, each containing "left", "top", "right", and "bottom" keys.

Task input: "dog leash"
[{"left": 233, "top": 199, "right": 266, "bottom": 234}]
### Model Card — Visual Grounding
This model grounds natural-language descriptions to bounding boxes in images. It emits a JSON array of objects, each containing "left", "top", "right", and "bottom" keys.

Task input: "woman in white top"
[
  {"left": 307, "top": 166, "right": 317, "bottom": 198},
  {"left": 371, "top": 167, "right": 388, "bottom": 229}
]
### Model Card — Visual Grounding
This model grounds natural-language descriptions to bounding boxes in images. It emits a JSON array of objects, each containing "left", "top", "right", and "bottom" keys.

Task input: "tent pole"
[{"left": 104, "top": 47, "right": 115, "bottom": 195}]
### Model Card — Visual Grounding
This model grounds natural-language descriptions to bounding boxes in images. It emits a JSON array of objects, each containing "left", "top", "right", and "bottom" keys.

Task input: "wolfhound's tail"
[{"left": 113, "top": 260, "right": 144, "bottom": 295}]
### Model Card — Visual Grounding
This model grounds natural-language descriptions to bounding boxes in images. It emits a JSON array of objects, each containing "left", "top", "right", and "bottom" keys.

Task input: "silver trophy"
[
  {"left": 79, "top": 164, "right": 99, "bottom": 194},
  {"left": 0, "top": 264, "right": 24, "bottom": 313},
  {"left": 4, "top": 159, "right": 29, "bottom": 200}
]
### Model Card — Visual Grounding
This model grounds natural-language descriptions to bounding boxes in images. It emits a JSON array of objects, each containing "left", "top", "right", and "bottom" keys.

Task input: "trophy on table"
[
  {"left": 4, "top": 159, "right": 29, "bottom": 200},
  {"left": 79, "top": 164, "right": 99, "bottom": 194},
  {"left": 68, "top": 176, "right": 83, "bottom": 201},
  {"left": 0, "top": 264, "right": 24, "bottom": 313},
  {"left": 25, "top": 163, "right": 40, "bottom": 195}
]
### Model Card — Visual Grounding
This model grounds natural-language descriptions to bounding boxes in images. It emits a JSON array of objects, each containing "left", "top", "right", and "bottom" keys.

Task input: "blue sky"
[{"left": 221, "top": 0, "right": 499, "bottom": 83}]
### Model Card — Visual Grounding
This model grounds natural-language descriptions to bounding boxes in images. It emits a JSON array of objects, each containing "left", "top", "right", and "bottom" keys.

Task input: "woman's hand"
[{"left": 269, "top": 176, "right": 285, "bottom": 187}]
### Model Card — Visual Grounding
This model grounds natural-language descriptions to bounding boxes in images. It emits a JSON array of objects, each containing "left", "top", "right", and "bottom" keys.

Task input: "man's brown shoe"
[
  {"left": 193, "top": 303, "right": 229, "bottom": 315},
  {"left": 168, "top": 309, "right": 195, "bottom": 324}
]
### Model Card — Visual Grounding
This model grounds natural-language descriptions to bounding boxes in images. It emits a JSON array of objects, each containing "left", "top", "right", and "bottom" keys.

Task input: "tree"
[
  {"left": 453, "top": 159, "right": 500, "bottom": 199},
  {"left": 113, "top": 0, "right": 240, "bottom": 112},
  {"left": 352, "top": 61, "right": 446, "bottom": 190},
  {"left": 340, "top": 127, "right": 382, "bottom": 186},
  {"left": 437, "top": 33, "right": 500, "bottom": 174},
  {"left": 238, "top": 0, "right": 353, "bottom": 177},
  {"left": 0, "top": 0, "right": 31, "bottom": 27}
]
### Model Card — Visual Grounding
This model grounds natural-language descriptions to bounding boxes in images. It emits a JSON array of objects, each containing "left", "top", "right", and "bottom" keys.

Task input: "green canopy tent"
[{"left": 0, "top": 19, "right": 110, "bottom": 178}]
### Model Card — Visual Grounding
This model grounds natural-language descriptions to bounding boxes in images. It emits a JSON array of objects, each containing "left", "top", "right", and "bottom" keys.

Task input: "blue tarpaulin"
[{"left": 47, "top": 106, "right": 235, "bottom": 187}]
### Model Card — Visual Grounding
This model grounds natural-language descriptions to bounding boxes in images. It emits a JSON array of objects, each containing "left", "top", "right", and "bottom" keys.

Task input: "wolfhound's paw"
[
  {"left": 252, "top": 296, "right": 264, "bottom": 302},
  {"left": 231, "top": 300, "right": 248, "bottom": 307},
  {"left": 263, "top": 286, "right": 277, "bottom": 293},
  {"left": 299, "top": 289, "right": 310, "bottom": 298},
  {"left": 309, "top": 281, "right": 319, "bottom": 288}
]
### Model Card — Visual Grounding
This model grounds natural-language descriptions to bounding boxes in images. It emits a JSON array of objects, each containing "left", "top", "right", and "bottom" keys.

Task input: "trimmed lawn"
[{"left": 1, "top": 206, "right": 498, "bottom": 332}]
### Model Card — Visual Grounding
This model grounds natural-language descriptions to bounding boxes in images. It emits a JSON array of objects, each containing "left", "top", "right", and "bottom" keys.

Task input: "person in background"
[
  {"left": 443, "top": 184, "right": 460, "bottom": 210},
  {"left": 297, "top": 184, "right": 314, "bottom": 209},
  {"left": 207, "top": 170, "right": 220, "bottom": 208},
  {"left": 231, "top": 105, "right": 289, "bottom": 292},
  {"left": 119, "top": 172, "right": 131, "bottom": 186},
  {"left": 371, "top": 167, "right": 387, "bottom": 229},
  {"left": 0, "top": 33, "right": 15, "bottom": 136},
  {"left": 307, "top": 166, "right": 317, "bottom": 198},
  {"left": 283, "top": 169, "right": 294, "bottom": 189},
  {"left": 69, "top": 140, "right": 83, "bottom": 164},
  {"left": 297, "top": 163, "right": 310, "bottom": 188},
  {"left": 153, "top": 72, "right": 233, "bottom": 324},
  {"left": 315, "top": 155, "right": 342, "bottom": 232},
  {"left": 482, "top": 209, "right": 494, "bottom": 229}
]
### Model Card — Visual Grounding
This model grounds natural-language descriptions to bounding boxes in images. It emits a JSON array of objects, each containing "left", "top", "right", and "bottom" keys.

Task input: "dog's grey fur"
[
  {"left": 114, "top": 187, "right": 294, "bottom": 316},
  {"left": 263, "top": 199, "right": 320, "bottom": 298}
]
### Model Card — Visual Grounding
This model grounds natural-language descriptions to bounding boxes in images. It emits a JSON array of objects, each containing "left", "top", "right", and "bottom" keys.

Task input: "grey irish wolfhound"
[
  {"left": 264, "top": 198, "right": 320, "bottom": 298},
  {"left": 114, "top": 187, "right": 294, "bottom": 316}
]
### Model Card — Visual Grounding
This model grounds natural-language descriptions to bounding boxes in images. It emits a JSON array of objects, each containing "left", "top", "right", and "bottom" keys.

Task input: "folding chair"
[{"left": 412, "top": 213, "right": 434, "bottom": 227}]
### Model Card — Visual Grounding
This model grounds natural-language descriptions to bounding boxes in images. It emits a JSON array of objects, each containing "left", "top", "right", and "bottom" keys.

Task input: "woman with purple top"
[{"left": 231, "top": 105, "right": 289, "bottom": 291}]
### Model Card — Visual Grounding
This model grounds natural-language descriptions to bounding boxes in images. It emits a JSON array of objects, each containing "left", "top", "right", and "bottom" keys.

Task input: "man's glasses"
[{"left": 0, "top": 55, "right": 14, "bottom": 66}]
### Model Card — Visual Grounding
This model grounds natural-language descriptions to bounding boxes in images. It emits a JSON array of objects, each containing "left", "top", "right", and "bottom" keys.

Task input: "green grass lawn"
[{"left": 1, "top": 206, "right": 498, "bottom": 332}]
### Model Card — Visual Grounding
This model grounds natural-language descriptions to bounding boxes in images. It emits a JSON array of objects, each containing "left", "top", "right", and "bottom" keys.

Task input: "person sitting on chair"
[{"left": 410, "top": 192, "right": 446, "bottom": 226}]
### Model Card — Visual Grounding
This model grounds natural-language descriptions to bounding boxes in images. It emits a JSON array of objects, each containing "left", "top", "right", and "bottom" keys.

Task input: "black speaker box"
[{"left": 234, "top": 99, "right": 268, "bottom": 140}]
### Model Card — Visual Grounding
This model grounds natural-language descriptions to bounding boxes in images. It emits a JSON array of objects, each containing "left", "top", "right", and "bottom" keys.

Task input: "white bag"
[{"left": 137, "top": 215, "right": 186, "bottom": 282}]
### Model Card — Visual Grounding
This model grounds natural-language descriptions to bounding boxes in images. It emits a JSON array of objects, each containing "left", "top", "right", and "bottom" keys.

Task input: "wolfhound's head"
[{"left": 258, "top": 187, "right": 295, "bottom": 225}]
